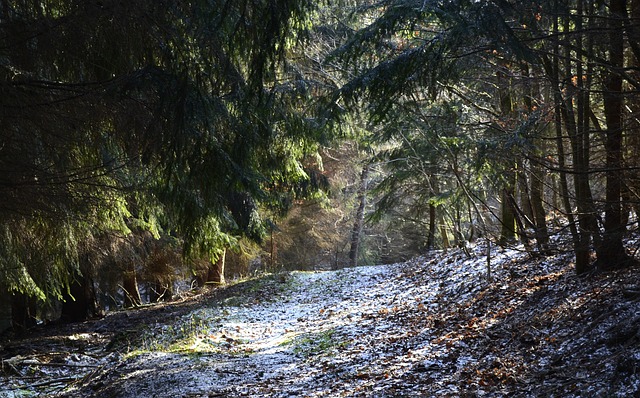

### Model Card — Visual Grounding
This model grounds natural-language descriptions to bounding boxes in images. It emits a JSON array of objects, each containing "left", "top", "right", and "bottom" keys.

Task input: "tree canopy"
[
  {"left": 0, "top": 0, "right": 322, "bottom": 319},
  {"left": 331, "top": 0, "right": 640, "bottom": 272}
]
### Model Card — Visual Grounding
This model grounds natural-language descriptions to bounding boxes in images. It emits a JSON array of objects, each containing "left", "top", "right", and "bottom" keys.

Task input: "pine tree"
[{"left": 0, "top": 0, "right": 321, "bottom": 327}]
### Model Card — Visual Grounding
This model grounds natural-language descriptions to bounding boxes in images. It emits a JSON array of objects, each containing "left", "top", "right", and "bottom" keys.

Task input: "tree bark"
[
  {"left": 558, "top": 2, "right": 597, "bottom": 273},
  {"left": 626, "top": 0, "right": 640, "bottom": 220},
  {"left": 549, "top": 1, "right": 578, "bottom": 246},
  {"left": 495, "top": 64, "right": 517, "bottom": 245},
  {"left": 207, "top": 249, "right": 226, "bottom": 285},
  {"left": 521, "top": 63, "right": 549, "bottom": 251},
  {"left": 427, "top": 203, "right": 436, "bottom": 250},
  {"left": 596, "top": 0, "right": 634, "bottom": 269},
  {"left": 349, "top": 164, "right": 370, "bottom": 267}
]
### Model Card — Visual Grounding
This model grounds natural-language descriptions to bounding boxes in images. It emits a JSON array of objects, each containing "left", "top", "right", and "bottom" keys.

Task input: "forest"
[{"left": 2, "top": 0, "right": 640, "bottom": 395}]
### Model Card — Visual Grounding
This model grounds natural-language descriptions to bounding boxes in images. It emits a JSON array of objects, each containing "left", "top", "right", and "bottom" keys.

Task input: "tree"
[
  {"left": 0, "top": 0, "right": 321, "bottom": 328},
  {"left": 332, "top": 0, "right": 640, "bottom": 274},
  {"left": 596, "top": 0, "right": 636, "bottom": 269},
  {"left": 349, "top": 164, "right": 370, "bottom": 267}
]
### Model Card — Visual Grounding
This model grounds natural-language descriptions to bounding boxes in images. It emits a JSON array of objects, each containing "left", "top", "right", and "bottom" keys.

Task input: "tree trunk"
[
  {"left": 496, "top": 64, "right": 517, "bottom": 245},
  {"left": 349, "top": 164, "right": 370, "bottom": 267},
  {"left": 11, "top": 293, "right": 37, "bottom": 331},
  {"left": 427, "top": 203, "right": 436, "bottom": 250},
  {"left": 626, "top": 0, "right": 640, "bottom": 220},
  {"left": 499, "top": 177, "right": 518, "bottom": 244},
  {"left": 122, "top": 264, "right": 142, "bottom": 308},
  {"left": 207, "top": 249, "right": 226, "bottom": 285},
  {"left": 550, "top": 18, "right": 578, "bottom": 243},
  {"left": 439, "top": 213, "right": 450, "bottom": 250},
  {"left": 596, "top": 0, "right": 634, "bottom": 269},
  {"left": 521, "top": 63, "right": 549, "bottom": 251},
  {"left": 530, "top": 162, "right": 549, "bottom": 251},
  {"left": 556, "top": 2, "right": 597, "bottom": 273},
  {"left": 0, "top": 287, "right": 11, "bottom": 333},
  {"left": 270, "top": 226, "right": 277, "bottom": 270},
  {"left": 61, "top": 256, "right": 98, "bottom": 322},
  {"left": 61, "top": 278, "right": 95, "bottom": 322}
]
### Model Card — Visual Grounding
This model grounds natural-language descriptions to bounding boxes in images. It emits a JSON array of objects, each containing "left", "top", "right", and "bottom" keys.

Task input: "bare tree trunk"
[
  {"left": 596, "top": 0, "right": 634, "bottom": 269},
  {"left": 427, "top": 203, "right": 436, "bottom": 250},
  {"left": 555, "top": 2, "right": 597, "bottom": 273},
  {"left": 496, "top": 65, "right": 517, "bottom": 245},
  {"left": 550, "top": 22, "right": 578, "bottom": 243},
  {"left": 349, "top": 164, "right": 370, "bottom": 267},
  {"left": 522, "top": 63, "right": 549, "bottom": 251},
  {"left": 626, "top": 0, "right": 640, "bottom": 220},
  {"left": 530, "top": 162, "right": 549, "bottom": 251},
  {"left": 207, "top": 249, "right": 226, "bottom": 285}
]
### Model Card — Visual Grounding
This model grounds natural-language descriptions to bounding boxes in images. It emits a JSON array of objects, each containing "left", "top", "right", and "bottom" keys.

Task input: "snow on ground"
[{"left": 3, "top": 239, "right": 640, "bottom": 397}]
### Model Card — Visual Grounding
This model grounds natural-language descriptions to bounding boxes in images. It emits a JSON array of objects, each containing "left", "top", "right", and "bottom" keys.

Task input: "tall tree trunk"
[
  {"left": 207, "top": 249, "right": 226, "bottom": 285},
  {"left": 596, "top": 0, "right": 634, "bottom": 269},
  {"left": 549, "top": 0, "right": 578, "bottom": 246},
  {"left": 349, "top": 164, "right": 370, "bottom": 267},
  {"left": 427, "top": 202, "right": 436, "bottom": 250},
  {"left": 572, "top": 0, "right": 591, "bottom": 273},
  {"left": 626, "top": 0, "right": 640, "bottom": 220},
  {"left": 522, "top": 64, "right": 549, "bottom": 252},
  {"left": 626, "top": 0, "right": 640, "bottom": 63},
  {"left": 558, "top": 2, "right": 597, "bottom": 273},
  {"left": 496, "top": 66, "right": 517, "bottom": 245}
]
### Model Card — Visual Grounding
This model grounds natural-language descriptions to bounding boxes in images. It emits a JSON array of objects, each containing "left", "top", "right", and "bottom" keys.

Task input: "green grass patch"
[{"left": 285, "top": 328, "right": 348, "bottom": 358}]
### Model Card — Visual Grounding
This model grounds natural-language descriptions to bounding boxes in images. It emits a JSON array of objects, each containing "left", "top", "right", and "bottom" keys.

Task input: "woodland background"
[{"left": 1, "top": 0, "right": 640, "bottom": 332}]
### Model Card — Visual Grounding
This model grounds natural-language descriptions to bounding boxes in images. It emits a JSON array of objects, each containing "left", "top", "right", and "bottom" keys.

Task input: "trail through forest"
[{"left": 3, "top": 240, "right": 640, "bottom": 397}]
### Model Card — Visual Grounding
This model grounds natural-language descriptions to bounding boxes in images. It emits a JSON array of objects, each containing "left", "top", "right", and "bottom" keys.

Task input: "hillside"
[{"left": 2, "top": 239, "right": 640, "bottom": 397}]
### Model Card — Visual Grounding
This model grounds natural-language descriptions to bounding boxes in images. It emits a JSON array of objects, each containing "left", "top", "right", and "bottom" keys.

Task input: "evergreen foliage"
[
  {"left": 3, "top": 0, "right": 640, "bottom": 329},
  {"left": 0, "top": 0, "right": 322, "bottom": 322},
  {"left": 333, "top": 0, "right": 640, "bottom": 270}
]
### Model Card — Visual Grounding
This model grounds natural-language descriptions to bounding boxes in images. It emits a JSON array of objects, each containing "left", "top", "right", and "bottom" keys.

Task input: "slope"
[{"left": 2, "top": 239, "right": 640, "bottom": 397}]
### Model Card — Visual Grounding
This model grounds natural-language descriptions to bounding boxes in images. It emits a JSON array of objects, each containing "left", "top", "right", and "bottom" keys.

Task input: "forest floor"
[{"left": 2, "top": 238, "right": 640, "bottom": 397}]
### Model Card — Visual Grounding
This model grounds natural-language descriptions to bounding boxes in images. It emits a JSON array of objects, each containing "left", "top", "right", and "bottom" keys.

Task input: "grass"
[
  {"left": 282, "top": 328, "right": 349, "bottom": 358},
  {"left": 121, "top": 270, "right": 342, "bottom": 360},
  {"left": 123, "top": 310, "right": 221, "bottom": 358},
  {"left": 122, "top": 272, "right": 295, "bottom": 358}
]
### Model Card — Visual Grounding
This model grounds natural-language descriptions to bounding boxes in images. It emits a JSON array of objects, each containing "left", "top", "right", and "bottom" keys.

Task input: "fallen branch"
[
  {"left": 21, "top": 361, "right": 101, "bottom": 369},
  {"left": 29, "top": 376, "right": 81, "bottom": 388},
  {"left": 1, "top": 360, "right": 22, "bottom": 376}
]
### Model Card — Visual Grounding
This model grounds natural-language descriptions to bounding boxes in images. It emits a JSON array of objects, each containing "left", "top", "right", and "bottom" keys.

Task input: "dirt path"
[{"left": 63, "top": 264, "right": 409, "bottom": 397}]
